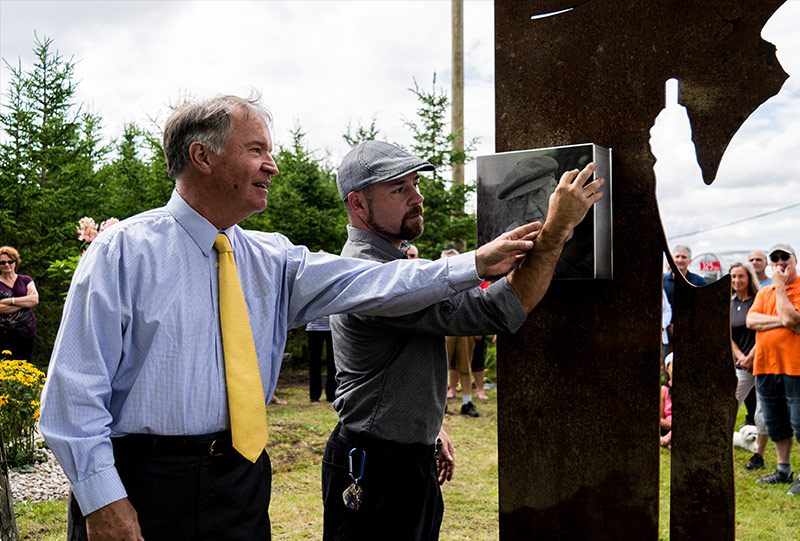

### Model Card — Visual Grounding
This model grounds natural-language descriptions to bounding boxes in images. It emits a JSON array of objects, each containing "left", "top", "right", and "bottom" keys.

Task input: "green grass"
[
  {"left": 14, "top": 499, "right": 67, "bottom": 541},
  {"left": 727, "top": 404, "right": 800, "bottom": 539},
  {"left": 10, "top": 375, "right": 800, "bottom": 539},
  {"left": 658, "top": 405, "right": 800, "bottom": 540}
]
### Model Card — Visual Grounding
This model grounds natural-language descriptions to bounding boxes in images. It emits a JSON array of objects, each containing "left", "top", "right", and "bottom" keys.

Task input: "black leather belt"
[
  {"left": 112, "top": 431, "right": 232, "bottom": 457},
  {"left": 336, "top": 424, "right": 435, "bottom": 460}
]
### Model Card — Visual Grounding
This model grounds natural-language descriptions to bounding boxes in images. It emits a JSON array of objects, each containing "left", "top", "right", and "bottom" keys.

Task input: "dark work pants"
[
  {"left": 321, "top": 424, "right": 443, "bottom": 541},
  {"left": 309, "top": 330, "right": 337, "bottom": 401},
  {"left": 67, "top": 434, "right": 272, "bottom": 540}
]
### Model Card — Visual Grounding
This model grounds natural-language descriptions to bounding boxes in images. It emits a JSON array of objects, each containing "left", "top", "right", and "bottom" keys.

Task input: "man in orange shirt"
[{"left": 747, "top": 243, "right": 800, "bottom": 496}]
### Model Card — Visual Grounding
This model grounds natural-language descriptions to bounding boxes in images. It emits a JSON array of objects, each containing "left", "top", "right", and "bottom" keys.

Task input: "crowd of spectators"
[{"left": 662, "top": 243, "right": 800, "bottom": 497}]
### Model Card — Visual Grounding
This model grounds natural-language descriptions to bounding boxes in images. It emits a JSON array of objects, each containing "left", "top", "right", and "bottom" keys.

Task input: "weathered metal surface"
[
  {"left": 494, "top": 1, "right": 786, "bottom": 539},
  {"left": 671, "top": 273, "right": 738, "bottom": 540}
]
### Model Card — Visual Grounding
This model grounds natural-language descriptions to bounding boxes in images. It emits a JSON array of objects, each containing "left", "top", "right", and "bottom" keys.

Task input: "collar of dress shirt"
[
  {"left": 345, "top": 225, "right": 408, "bottom": 261},
  {"left": 166, "top": 190, "right": 227, "bottom": 257}
]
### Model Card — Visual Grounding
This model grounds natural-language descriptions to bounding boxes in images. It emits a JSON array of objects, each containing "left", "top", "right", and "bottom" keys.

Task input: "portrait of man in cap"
[
  {"left": 477, "top": 144, "right": 611, "bottom": 279},
  {"left": 497, "top": 155, "right": 560, "bottom": 230}
]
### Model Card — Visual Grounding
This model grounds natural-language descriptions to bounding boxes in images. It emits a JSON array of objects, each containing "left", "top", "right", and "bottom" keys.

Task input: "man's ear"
[
  {"left": 347, "top": 190, "right": 369, "bottom": 217},
  {"left": 188, "top": 142, "right": 213, "bottom": 175}
]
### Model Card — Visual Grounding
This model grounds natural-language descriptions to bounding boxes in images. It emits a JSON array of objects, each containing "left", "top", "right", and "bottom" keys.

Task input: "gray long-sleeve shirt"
[{"left": 331, "top": 226, "right": 528, "bottom": 444}]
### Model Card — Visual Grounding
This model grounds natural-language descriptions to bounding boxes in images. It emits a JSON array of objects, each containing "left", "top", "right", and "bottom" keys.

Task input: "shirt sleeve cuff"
[
  {"left": 71, "top": 467, "right": 128, "bottom": 516},
  {"left": 488, "top": 279, "right": 529, "bottom": 332},
  {"left": 447, "top": 252, "right": 482, "bottom": 290}
]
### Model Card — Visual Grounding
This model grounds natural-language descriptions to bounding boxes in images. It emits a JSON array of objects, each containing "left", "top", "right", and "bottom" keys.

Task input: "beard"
[{"left": 366, "top": 202, "right": 425, "bottom": 241}]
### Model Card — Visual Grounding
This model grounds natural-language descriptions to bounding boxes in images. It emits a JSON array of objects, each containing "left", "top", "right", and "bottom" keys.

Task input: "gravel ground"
[{"left": 8, "top": 448, "right": 70, "bottom": 503}]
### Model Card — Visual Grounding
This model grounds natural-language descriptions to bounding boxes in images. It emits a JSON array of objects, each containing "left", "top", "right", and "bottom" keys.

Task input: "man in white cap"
[
  {"left": 746, "top": 243, "right": 800, "bottom": 496},
  {"left": 322, "top": 140, "right": 604, "bottom": 539}
]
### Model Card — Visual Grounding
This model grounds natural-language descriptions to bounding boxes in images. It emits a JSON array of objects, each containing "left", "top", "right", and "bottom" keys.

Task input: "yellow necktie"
[{"left": 214, "top": 233, "right": 268, "bottom": 462}]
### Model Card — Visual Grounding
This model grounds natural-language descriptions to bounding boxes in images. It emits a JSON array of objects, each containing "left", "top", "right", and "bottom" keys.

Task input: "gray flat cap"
[
  {"left": 337, "top": 141, "right": 434, "bottom": 201},
  {"left": 497, "top": 156, "right": 559, "bottom": 200},
  {"left": 769, "top": 243, "right": 796, "bottom": 259}
]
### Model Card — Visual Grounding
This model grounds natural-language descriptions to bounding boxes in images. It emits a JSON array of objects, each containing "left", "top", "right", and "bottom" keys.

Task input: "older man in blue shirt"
[
  {"left": 39, "top": 94, "right": 538, "bottom": 540},
  {"left": 662, "top": 244, "right": 707, "bottom": 359}
]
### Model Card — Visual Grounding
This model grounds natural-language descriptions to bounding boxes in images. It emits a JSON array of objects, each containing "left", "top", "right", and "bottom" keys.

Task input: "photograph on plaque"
[{"left": 476, "top": 143, "right": 612, "bottom": 279}]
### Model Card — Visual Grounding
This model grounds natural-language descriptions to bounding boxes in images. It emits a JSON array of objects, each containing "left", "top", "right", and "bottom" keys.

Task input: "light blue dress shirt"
[{"left": 39, "top": 191, "right": 481, "bottom": 515}]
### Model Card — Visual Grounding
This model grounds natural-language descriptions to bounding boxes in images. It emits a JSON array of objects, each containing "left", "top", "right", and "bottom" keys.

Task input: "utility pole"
[
  {"left": 452, "top": 0, "right": 464, "bottom": 188},
  {"left": 452, "top": 0, "right": 465, "bottom": 251}
]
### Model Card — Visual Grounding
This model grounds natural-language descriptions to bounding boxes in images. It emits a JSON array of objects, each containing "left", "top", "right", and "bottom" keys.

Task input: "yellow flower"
[{"left": 0, "top": 359, "right": 45, "bottom": 466}]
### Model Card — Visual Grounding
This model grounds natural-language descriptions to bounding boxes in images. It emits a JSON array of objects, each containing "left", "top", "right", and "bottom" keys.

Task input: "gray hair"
[
  {"left": 672, "top": 245, "right": 692, "bottom": 259},
  {"left": 163, "top": 93, "right": 273, "bottom": 179},
  {"left": 440, "top": 248, "right": 459, "bottom": 258}
]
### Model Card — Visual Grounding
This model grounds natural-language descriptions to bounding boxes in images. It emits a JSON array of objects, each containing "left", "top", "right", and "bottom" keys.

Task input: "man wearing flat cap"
[
  {"left": 322, "top": 140, "right": 604, "bottom": 539},
  {"left": 746, "top": 243, "right": 800, "bottom": 496},
  {"left": 498, "top": 155, "right": 560, "bottom": 229}
]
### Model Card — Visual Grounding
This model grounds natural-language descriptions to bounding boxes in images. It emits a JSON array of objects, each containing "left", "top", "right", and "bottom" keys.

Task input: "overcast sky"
[{"left": 2, "top": 0, "right": 798, "bottom": 262}]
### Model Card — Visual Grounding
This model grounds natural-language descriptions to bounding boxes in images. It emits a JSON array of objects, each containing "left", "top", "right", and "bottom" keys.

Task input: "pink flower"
[
  {"left": 99, "top": 218, "right": 119, "bottom": 232},
  {"left": 77, "top": 217, "right": 98, "bottom": 243},
  {"left": 76, "top": 216, "right": 118, "bottom": 244}
]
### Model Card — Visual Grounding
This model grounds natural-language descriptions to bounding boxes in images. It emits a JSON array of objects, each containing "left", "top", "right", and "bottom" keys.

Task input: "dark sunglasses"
[
  {"left": 770, "top": 253, "right": 791, "bottom": 263},
  {"left": 0, "top": 260, "right": 14, "bottom": 266}
]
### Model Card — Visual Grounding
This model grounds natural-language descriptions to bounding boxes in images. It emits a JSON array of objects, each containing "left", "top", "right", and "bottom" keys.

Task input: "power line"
[{"left": 668, "top": 201, "right": 800, "bottom": 240}]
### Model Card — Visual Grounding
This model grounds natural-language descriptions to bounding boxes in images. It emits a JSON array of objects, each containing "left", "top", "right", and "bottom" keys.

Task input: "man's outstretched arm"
[{"left": 507, "top": 162, "right": 605, "bottom": 312}]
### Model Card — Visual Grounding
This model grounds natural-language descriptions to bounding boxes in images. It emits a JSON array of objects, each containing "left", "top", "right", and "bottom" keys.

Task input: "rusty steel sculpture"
[{"left": 493, "top": 1, "right": 788, "bottom": 539}]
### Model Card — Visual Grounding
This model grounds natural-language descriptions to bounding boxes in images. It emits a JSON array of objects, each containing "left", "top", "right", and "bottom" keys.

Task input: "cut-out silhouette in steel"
[{"left": 493, "top": 1, "right": 787, "bottom": 539}]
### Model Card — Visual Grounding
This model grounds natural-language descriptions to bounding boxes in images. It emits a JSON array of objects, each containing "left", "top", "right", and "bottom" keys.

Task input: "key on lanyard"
[{"left": 342, "top": 448, "right": 366, "bottom": 510}]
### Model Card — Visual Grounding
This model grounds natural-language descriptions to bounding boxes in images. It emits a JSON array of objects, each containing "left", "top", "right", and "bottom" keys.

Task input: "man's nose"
[
  {"left": 526, "top": 197, "right": 544, "bottom": 214},
  {"left": 263, "top": 157, "right": 279, "bottom": 176}
]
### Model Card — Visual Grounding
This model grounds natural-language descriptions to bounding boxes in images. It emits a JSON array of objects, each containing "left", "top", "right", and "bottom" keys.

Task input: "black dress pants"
[{"left": 67, "top": 432, "right": 271, "bottom": 540}]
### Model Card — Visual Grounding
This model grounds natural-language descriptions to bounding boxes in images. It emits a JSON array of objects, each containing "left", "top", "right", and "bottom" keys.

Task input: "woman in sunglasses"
[{"left": 0, "top": 246, "right": 39, "bottom": 362}]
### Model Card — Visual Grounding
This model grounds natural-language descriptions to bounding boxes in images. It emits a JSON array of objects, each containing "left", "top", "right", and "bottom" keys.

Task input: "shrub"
[{"left": 0, "top": 351, "right": 47, "bottom": 468}]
